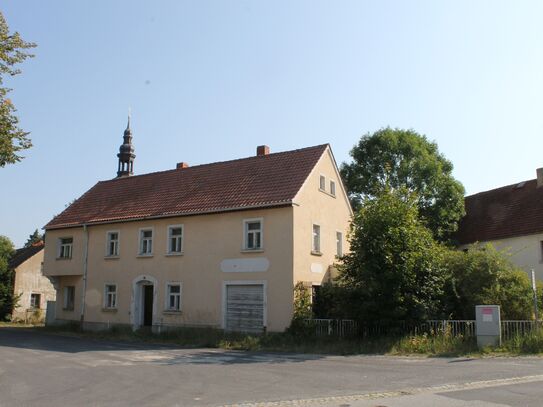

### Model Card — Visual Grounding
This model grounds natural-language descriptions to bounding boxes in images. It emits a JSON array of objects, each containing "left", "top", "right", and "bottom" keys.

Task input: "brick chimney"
[
  {"left": 537, "top": 168, "right": 543, "bottom": 187},
  {"left": 176, "top": 162, "right": 189, "bottom": 169},
  {"left": 256, "top": 145, "right": 270, "bottom": 156}
]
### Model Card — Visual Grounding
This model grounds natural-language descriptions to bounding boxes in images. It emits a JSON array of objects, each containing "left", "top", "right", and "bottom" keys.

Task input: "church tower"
[{"left": 117, "top": 116, "right": 136, "bottom": 177}]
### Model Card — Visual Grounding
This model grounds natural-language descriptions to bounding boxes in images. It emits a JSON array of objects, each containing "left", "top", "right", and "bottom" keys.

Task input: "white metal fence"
[{"left": 306, "top": 319, "right": 542, "bottom": 340}]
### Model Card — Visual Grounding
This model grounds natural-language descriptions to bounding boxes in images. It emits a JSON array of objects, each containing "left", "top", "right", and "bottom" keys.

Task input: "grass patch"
[
  {"left": 390, "top": 332, "right": 477, "bottom": 356},
  {"left": 492, "top": 329, "right": 543, "bottom": 355}
]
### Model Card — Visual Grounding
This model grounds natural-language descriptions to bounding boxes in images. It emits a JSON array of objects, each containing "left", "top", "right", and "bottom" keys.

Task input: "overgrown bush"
[{"left": 442, "top": 245, "right": 533, "bottom": 320}]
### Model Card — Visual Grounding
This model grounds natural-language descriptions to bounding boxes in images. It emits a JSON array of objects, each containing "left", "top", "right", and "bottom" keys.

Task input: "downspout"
[{"left": 80, "top": 224, "right": 89, "bottom": 328}]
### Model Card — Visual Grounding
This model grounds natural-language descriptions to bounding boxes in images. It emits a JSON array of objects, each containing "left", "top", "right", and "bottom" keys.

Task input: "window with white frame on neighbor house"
[
  {"left": 166, "top": 283, "right": 182, "bottom": 311},
  {"left": 336, "top": 231, "right": 343, "bottom": 257},
  {"left": 106, "top": 231, "right": 119, "bottom": 256},
  {"left": 139, "top": 229, "right": 153, "bottom": 255},
  {"left": 63, "top": 286, "right": 75, "bottom": 310},
  {"left": 330, "top": 180, "right": 336, "bottom": 196},
  {"left": 104, "top": 284, "right": 117, "bottom": 309},
  {"left": 58, "top": 237, "right": 73, "bottom": 259},
  {"left": 30, "top": 293, "right": 41, "bottom": 309},
  {"left": 312, "top": 224, "right": 321, "bottom": 254},
  {"left": 168, "top": 225, "right": 183, "bottom": 254},
  {"left": 244, "top": 219, "right": 262, "bottom": 250}
]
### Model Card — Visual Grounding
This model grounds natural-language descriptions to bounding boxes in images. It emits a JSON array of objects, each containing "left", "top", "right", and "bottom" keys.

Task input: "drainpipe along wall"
[{"left": 80, "top": 224, "right": 89, "bottom": 326}]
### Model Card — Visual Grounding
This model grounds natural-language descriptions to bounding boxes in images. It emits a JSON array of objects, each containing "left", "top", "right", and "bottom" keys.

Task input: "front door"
[{"left": 143, "top": 285, "right": 153, "bottom": 326}]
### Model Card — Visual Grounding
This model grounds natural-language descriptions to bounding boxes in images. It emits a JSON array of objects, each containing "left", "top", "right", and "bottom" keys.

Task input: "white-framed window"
[
  {"left": 336, "top": 231, "right": 343, "bottom": 257},
  {"left": 58, "top": 237, "right": 73, "bottom": 259},
  {"left": 165, "top": 282, "right": 182, "bottom": 311},
  {"left": 104, "top": 284, "right": 117, "bottom": 309},
  {"left": 312, "top": 224, "right": 321, "bottom": 254},
  {"left": 139, "top": 228, "right": 153, "bottom": 255},
  {"left": 243, "top": 218, "right": 263, "bottom": 250},
  {"left": 63, "top": 286, "right": 75, "bottom": 310},
  {"left": 167, "top": 225, "right": 184, "bottom": 254},
  {"left": 319, "top": 175, "right": 326, "bottom": 191},
  {"left": 330, "top": 180, "right": 336, "bottom": 196},
  {"left": 106, "top": 231, "right": 119, "bottom": 257},
  {"left": 30, "top": 293, "right": 41, "bottom": 309}
]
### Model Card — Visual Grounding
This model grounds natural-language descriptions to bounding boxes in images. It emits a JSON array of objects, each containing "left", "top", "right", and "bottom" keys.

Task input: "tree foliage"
[
  {"left": 340, "top": 128, "right": 465, "bottom": 241},
  {"left": 336, "top": 188, "right": 446, "bottom": 322},
  {"left": 442, "top": 245, "right": 534, "bottom": 320},
  {"left": 0, "top": 235, "right": 15, "bottom": 319},
  {"left": 0, "top": 11, "right": 36, "bottom": 167},
  {"left": 24, "top": 228, "right": 43, "bottom": 248}
]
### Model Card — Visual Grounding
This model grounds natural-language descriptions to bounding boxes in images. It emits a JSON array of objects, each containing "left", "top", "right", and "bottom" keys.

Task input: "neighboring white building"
[{"left": 457, "top": 168, "right": 543, "bottom": 281}]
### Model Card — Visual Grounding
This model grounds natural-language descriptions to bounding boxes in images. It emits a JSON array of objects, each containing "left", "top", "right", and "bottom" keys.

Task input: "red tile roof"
[
  {"left": 45, "top": 144, "right": 329, "bottom": 230},
  {"left": 456, "top": 178, "right": 543, "bottom": 244}
]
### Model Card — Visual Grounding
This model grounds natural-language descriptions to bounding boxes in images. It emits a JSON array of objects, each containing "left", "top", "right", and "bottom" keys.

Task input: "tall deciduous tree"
[
  {"left": 0, "top": 235, "right": 15, "bottom": 319},
  {"left": 337, "top": 189, "right": 446, "bottom": 322},
  {"left": 0, "top": 11, "right": 35, "bottom": 167},
  {"left": 341, "top": 128, "right": 465, "bottom": 241}
]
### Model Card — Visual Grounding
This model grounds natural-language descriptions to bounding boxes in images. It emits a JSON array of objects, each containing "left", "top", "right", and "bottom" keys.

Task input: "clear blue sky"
[{"left": 2, "top": 1, "right": 543, "bottom": 247}]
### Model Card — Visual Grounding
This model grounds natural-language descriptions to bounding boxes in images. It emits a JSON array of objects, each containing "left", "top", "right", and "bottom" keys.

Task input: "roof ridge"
[
  {"left": 466, "top": 178, "right": 537, "bottom": 198},
  {"left": 98, "top": 144, "right": 329, "bottom": 184}
]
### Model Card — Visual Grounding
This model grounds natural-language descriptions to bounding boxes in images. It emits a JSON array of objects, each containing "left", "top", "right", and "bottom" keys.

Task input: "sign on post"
[{"left": 475, "top": 305, "right": 501, "bottom": 348}]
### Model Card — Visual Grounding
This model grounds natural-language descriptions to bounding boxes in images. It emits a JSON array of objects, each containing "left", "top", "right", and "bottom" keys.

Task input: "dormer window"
[{"left": 58, "top": 237, "right": 73, "bottom": 259}]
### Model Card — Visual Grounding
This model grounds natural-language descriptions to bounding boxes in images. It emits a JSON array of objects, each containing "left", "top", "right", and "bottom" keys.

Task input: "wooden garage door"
[{"left": 225, "top": 284, "right": 264, "bottom": 333}]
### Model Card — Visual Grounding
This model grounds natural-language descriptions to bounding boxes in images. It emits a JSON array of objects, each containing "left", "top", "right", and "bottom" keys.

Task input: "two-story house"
[{"left": 43, "top": 120, "right": 352, "bottom": 332}]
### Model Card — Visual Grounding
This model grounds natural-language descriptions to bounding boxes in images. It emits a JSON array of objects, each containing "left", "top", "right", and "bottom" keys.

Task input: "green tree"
[
  {"left": 24, "top": 228, "right": 42, "bottom": 247},
  {"left": 336, "top": 188, "right": 446, "bottom": 322},
  {"left": 0, "top": 235, "right": 16, "bottom": 319},
  {"left": 442, "top": 245, "right": 534, "bottom": 320},
  {"left": 341, "top": 128, "right": 465, "bottom": 241},
  {"left": 0, "top": 11, "right": 36, "bottom": 167}
]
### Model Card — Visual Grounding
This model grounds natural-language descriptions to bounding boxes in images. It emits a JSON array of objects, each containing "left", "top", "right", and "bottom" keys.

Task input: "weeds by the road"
[{"left": 5, "top": 323, "right": 542, "bottom": 356}]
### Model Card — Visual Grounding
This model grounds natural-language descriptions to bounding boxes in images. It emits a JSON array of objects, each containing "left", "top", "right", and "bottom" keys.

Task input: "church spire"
[{"left": 117, "top": 114, "right": 136, "bottom": 177}]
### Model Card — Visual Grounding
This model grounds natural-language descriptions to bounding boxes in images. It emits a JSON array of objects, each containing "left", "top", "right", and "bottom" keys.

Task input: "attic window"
[{"left": 319, "top": 175, "right": 326, "bottom": 191}]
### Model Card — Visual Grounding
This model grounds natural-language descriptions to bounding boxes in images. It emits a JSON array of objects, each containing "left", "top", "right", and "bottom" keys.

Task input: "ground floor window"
[
  {"left": 166, "top": 283, "right": 181, "bottom": 311},
  {"left": 311, "top": 285, "right": 327, "bottom": 319},
  {"left": 63, "top": 286, "right": 75, "bottom": 310},
  {"left": 104, "top": 284, "right": 117, "bottom": 309},
  {"left": 30, "top": 293, "right": 41, "bottom": 309}
]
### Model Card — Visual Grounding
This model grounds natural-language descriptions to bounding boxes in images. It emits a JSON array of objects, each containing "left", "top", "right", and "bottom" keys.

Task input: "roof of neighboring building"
[
  {"left": 8, "top": 241, "right": 44, "bottom": 270},
  {"left": 45, "top": 144, "right": 330, "bottom": 230},
  {"left": 456, "top": 178, "right": 543, "bottom": 244}
]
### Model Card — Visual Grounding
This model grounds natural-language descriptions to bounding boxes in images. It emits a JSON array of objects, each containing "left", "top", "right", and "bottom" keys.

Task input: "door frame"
[
  {"left": 222, "top": 280, "right": 267, "bottom": 331},
  {"left": 131, "top": 275, "right": 158, "bottom": 329}
]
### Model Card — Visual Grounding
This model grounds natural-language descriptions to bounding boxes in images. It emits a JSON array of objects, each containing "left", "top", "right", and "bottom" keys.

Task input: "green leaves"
[
  {"left": 341, "top": 128, "right": 465, "bottom": 242},
  {"left": 337, "top": 189, "right": 446, "bottom": 322},
  {"left": 0, "top": 235, "right": 15, "bottom": 320},
  {"left": 0, "top": 12, "right": 36, "bottom": 167}
]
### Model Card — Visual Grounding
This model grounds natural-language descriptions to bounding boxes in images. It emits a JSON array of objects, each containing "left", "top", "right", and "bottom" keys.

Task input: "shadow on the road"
[{"left": 0, "top": 327, "right": 326, "bottom": 365}]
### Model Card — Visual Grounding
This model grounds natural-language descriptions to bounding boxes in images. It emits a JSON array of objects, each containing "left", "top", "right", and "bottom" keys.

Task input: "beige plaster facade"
[
  {"left": 43, "top": 147, "right": 352, "bottom": 332},
  {"left": 11, "top": 249, "right": 56, "bottom": 322}
]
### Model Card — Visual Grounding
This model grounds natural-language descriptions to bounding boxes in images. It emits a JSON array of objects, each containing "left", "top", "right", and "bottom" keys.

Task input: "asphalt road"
[{"left": 0, "top": 328, "right": 542, "bottom": 407}]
